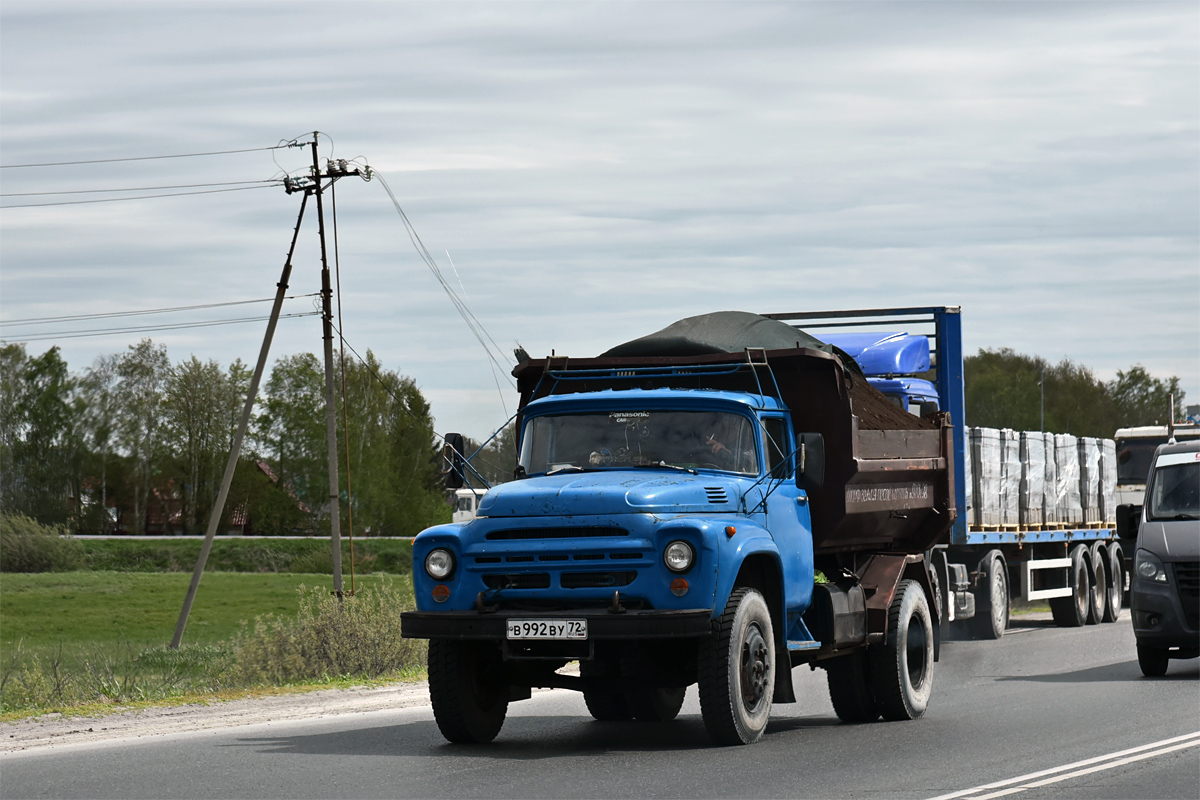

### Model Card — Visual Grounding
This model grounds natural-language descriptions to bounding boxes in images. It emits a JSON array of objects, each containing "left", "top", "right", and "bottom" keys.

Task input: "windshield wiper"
[
  {"left": 633, "top": 461, "right": 698, "bottom": 475},
  {"left": 1153, "top": 513, "right": 1200, "bottom": 521}
]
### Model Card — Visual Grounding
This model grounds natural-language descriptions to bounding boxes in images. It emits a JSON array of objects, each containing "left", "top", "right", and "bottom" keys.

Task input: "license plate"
[{"left": 506, "top": 619, "right": 588, "bottom": 640}]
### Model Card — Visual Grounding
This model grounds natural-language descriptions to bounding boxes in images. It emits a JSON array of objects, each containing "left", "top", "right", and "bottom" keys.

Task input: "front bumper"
[
  {"left": 401, "top": 608, "right": 713, "bottom": 640},
  {"left": 1131, "top": 572, "right": 1200, "bottom": 650}
]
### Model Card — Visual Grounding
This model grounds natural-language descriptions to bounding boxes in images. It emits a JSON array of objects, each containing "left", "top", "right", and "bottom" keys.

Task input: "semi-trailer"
[
  {"left": 768, "top": 307, "right": 1127, "bottom": 638},
  {"left": 402, "top": 310, "right": 955, "bottom": 745}
]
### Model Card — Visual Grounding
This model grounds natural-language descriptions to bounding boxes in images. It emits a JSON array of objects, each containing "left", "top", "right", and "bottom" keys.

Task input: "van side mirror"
[
  {"left": 443, "top": 433, "right": 466, "bottom": 489},
  {"left": 797, "top": 433, "right": 825, "bottom": 492}
]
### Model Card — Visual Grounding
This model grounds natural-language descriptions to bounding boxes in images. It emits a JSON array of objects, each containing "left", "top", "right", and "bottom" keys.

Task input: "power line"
[
  {"left": 0, "top": 144, "right": 293, "bottom": 170},
  {"left": 1, "top": 184, "right": 277, "bottom": 209},
  {"left": 0, "top": 312, "right": 319, "bottom": 343},
  {"left": 2, "top": 293, "right": 320, "bottom": 327},
  {"left": 1, "top": 179, "right": 279, "bottom": 198}
]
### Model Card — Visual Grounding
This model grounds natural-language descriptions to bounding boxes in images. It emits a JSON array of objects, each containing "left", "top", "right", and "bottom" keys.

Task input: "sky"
[{"left": 2, "top": 0, "right": 1197, "bottom": 441}]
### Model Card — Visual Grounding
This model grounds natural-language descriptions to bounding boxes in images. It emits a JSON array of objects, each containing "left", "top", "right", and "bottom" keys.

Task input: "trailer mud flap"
[{"left": 857, "top": 552, "right": 940, "bottom": 660}]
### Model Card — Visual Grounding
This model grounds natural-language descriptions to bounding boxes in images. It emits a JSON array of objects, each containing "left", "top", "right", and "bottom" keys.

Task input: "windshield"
[
  {"left": 1116, "top": 439, "right": 1167, "bottom": 485},
  {"left": 1147, "top": 462, "right": 1200, "bottom": 521},
  {"left": 519, "top": 410, "right": 759, "bottom": 476}
]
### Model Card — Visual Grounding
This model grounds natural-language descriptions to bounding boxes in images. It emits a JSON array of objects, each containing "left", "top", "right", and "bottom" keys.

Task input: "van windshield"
[
  {"left": 1147, "top": 461, "right": 1200, "bottom": 521},
  {"left": 519, "top": 410, "right": 759, "bottom": 476}
]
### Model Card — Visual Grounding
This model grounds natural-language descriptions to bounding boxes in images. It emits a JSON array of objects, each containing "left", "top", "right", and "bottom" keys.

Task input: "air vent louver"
[{"left": 705, "top": 487, "right": 728, "bottom": 503}]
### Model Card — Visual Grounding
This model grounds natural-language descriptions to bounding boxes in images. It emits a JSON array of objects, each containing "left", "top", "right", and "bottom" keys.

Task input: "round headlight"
[
  {"left": 1136, "top": 560, "right": 1158, "bottom": 579},
  {"left": 664, "top": 540, "right": 695, "bottom": 573},
  {"left": 425, "top": 548, "right": 454, "bottom": 580}
]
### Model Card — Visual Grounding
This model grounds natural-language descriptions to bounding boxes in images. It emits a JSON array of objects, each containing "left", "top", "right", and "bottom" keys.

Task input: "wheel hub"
[{"left": 740, "top": 623, "right": 770, "bottom": 710}]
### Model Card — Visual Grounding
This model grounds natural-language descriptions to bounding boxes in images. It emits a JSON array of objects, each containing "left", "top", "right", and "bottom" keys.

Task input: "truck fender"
[{"left": 717, "top": 537, "right": 797, "bottom": 704}]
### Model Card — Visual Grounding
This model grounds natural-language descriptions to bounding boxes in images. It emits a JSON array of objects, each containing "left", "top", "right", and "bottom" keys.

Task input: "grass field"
[
  {"left": 1, "top": 571, "right": 405, "bottom": 652},
  {"left": 0, "top": 571, "right": 422, "bottom": 716}
]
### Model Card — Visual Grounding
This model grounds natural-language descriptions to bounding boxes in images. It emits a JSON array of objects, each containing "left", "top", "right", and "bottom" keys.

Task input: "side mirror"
[
  {"left": 443, "top": 433, "right": 466, "bottom": 489},
  {"left": 797, "top": 433, "right": 825, "bottom": 492}
]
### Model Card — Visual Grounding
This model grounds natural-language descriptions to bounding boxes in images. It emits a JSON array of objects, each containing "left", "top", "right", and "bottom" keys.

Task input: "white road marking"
[{"left": 927, "top": 731, "right": 1200, "bottom": 800}]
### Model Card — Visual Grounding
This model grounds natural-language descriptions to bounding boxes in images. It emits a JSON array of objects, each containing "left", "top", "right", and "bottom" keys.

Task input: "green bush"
[
  {"left": 227, "top": 581, "right": 423, "bottom": 684},
  {"left": 0, "top": 514, "right": 84, "bottom": 572}
]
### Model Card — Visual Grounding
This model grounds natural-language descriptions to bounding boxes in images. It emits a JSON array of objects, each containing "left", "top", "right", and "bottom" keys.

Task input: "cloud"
[{"left": 2, "top": 0, "right": 1197, "bottom": 438}]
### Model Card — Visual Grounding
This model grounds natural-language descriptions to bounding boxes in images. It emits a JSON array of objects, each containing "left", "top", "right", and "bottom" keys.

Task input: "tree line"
[
  {"left": 964, "top": 349, "right": 1185, "bottom": 437},
  {"left": 0, "top": 340, "right": 448, "bottom": 536}
]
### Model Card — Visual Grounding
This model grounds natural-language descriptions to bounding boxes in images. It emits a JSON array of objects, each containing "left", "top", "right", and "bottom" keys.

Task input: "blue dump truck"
[{"left": 402, "top": 308, "right": 958, "bottom": 745}]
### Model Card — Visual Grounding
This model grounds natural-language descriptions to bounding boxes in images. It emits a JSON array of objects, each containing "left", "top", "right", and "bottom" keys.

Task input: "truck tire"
[
  {"left": 698, "top": 587, "right": 775, "bottom": 745},
  {"left": 1103, "top": 544, "right": 1124, "bottom": 623},
  {"left": 1049, "top": 545, "right": 1088, "bottom": 628},
  {"left": 826, "top": 650, "right": 879, "bottom": 723},
  {"left": 628, "top": 687, "right": 686, "bottom": 722},
  {"left": 1086, "top": 548, "right": 1106, "bottom": 625},
  {"left": 1137, "top": 643, "right": 1170, "bottom": 677},
  {"left": 427, "top": 639, "right": 509, "bottom": 744},
  {"left": 580, "top": 659, "right": 633, "bottom": 721},
  {"left": 868, "top": 579, "right": 934, "bottom": 721},
  {"left": 971, "top": 551, "right": 1009, "bottom": 640}
]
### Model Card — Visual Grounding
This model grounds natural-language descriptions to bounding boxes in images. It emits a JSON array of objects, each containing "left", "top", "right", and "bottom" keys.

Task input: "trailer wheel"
[
  {"left": 869, "top": 579, "right": 934, "bottom": 721},
  {"left": 698, "top": 587, "right": 775, "bottom": 745},
  {"left": 1086, "top": 549, "right": 1106, "bottom": 625},
  {"left": 826, "top": 650, "right": 879, "bottom": 723},
  {"left": 628, "top": 687, "right": 687, "bottom": 722},
  {"left": 1103, "top": 544, "right": 1124, "bottom": 623},
  {"left": 972, "top": 551, "right": 1009, "bottom": 640},
  {"left": 1137, "top": 643, "right": 1170, "bottom": 677},
  {"left": 428, "top": 639, "right": 509, "bottom": 743},
  {"left": 1049, "top": 545, "right": 1088, "bottom": 627}
]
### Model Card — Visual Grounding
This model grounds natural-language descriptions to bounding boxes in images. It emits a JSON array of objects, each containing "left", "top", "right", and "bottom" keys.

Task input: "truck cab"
[{"left": 820, "top": 331, "right": 940, "bottom": 418}]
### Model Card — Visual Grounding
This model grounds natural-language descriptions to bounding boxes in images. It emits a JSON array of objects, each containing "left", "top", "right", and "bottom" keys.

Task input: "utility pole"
[
  {"left": 1040, "top": 365, "right": 1045, "bottom": 432},
  {"left": 171, "top": 135, "right": 370, "bottom": 646},
  {"left": 310, "top": 133, "right": 344, "bottom": 599}
]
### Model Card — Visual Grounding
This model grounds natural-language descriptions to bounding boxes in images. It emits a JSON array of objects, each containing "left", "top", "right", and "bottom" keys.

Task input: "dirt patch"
[{"left": 848, "top": 376, "right": 938, "bottom": 431}]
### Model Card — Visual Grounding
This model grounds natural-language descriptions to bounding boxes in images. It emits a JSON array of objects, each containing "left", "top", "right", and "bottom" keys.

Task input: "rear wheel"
[
  {"left": 581, "top": 658, "right": 633, "bottom": 721},
  {"left": 1137, "top": 643, "right": 1170, "bottom": 677},
  {"left": 826, "top": 649, "right": 879, "bottom": 723},
  {"left": 1103, "top": 545, "right": 1124, "bottom": 623},
  {"left": 1086, "top": 549, "right": 1106, "bottom": 625},
  {"left": 1049, "top": 545, "right": 1088, "bottom": 628},
  {"left": 869, "top": 579, "right": 935, "bottom": 721},
  {"left": 428, "top": 640, "right": 509, "bottom": 743},
  {"left": 972, "top": 551, "right": 1009, "bottom": 640},
  {"left": 698, "top": 587, "right": 775, "bottom": 745},
  {"left": 628, "top": 687, "right": 686, "bottom": 722}
]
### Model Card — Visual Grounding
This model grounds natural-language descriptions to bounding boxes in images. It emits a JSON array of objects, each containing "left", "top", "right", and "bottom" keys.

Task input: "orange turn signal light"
[
  {"left": 725, "top": 526, "right": 737, "bottom": 537},
  {"left": 431, "top": 584, "right": 451, "bottom": 603},
  {"left": 670, "top": 578, "right": 689, "bottom": 597}
]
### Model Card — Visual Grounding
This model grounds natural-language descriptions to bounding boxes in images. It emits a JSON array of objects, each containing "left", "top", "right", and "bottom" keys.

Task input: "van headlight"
[
  {"left": 664, "top": 540, "right": 695, "bottom": 573},
  {"left": 1134, "top": 550, "right": 1168, "bottom": 584},
  {"left": 425, "top": 548, "right": 455, "bottom": 580}
]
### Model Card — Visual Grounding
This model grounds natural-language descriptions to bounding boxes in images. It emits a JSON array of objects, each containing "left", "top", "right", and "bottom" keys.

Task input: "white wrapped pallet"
[
  {"left": 970, "top": 427, "right": 1002, "bottom": 527},
  {"left": 1055, "top": 433, "right": 1083, "bottom": 525},
  {"left": 1099, "top": 438, "right": 1117, "bottom": 524},
  {"left": 963, "top": 427, "right": 974, "bottom": 526},
  {"left": 1078, "top": 437, "right": 1102, "bottom": 524},
  {"left": 1000, "top": 428, "right": 1021, "bottom": 526},
  {"left": 1019, "top": 431, "right": 1046, "bottom": 527},
  {"left": 1043, "top": 432, "right": 1059, "bottom": 523}
]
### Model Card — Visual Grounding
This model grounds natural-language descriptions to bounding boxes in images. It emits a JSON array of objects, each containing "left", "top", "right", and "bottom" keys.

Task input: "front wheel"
[
  {"left": 428, "top": 639, "right": 509, "bottom": 743},
  {"left": 698, "top": 587, "right": 775, "bottom": 745},
  {"left": 1137, "top": 643, "right": 1170, "bottom": 677},
  {"left": 869, "top": 579, "right": 935, "bottom": 721}
]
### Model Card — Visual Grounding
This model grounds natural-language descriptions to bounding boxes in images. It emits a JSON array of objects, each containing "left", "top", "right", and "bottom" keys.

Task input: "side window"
[{"left": 762, "top": 417, "right": 790, "bottom": 478}]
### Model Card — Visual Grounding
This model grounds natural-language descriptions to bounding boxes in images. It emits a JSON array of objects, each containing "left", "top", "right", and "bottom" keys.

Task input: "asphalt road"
[{"left": 2, "top": 616, "right": 1197, "bottom": 800}]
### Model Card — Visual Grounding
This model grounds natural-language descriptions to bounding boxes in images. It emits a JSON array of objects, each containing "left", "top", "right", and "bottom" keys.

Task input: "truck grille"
[
  {"left": 485, "top": 527, "right": 629, "bottom": 540},
  {"left": 560, "top": 571, "right": 636, "bottom": 589},
  {"left": 1174, "top": 561, "right": 1199, "bottom": 629},
  {"left": 482, "top": 573, "right": 551, "bottom": 590}
]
